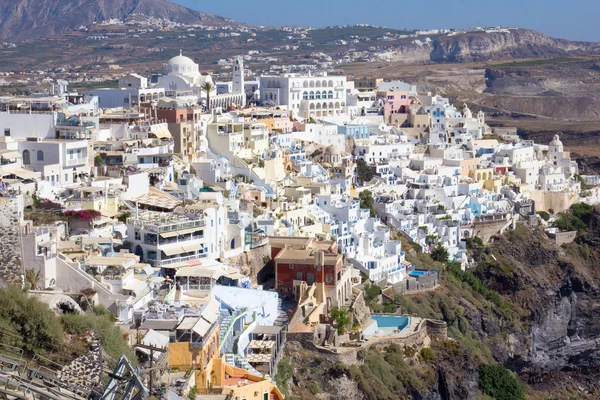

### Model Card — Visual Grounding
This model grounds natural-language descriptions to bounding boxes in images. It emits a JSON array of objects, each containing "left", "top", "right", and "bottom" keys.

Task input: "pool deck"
[{"left": 363, "top": 316, "right": 422, "bottom": 339}]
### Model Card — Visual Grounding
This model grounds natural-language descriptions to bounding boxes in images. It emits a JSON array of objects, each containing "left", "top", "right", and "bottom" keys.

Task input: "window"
[
  {"left": 37, "top": 150, "right": 44, "bottom": 161},
  {"left": 124, "top": 97, "right": 129, "bottom": 104},
  {"left": 289, "top": 264, "right": 294, "bottom": 269},
  {"left": 134, "top": 230, "right": 141, "bottom": 241},
  {"left": 64, "top": 174, "right": 68, "bottom": 182},
  {"left": 22, "top": 150, "right": 30, "bottom": 165},
  {"left": 297, "top": 272, "right": 303, "bottom": 281},
  {"left": 3, "top": 129, "right": 9, "bottom": 137},
  {"left": 326, "top": 274, "right": 333, "bottom": 283}
]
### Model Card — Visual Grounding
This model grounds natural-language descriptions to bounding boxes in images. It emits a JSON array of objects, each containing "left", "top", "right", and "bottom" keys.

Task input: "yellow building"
[{"left": 169, "top": 338, "right": 283, "bottom": 400}]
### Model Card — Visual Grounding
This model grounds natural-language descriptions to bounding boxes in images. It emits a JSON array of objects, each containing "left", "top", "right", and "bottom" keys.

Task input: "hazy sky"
[{"left": 172, "top": 0, "right": 600, "bottom": 42}]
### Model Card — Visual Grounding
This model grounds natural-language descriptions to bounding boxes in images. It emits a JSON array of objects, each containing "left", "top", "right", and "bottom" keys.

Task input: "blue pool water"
[
  {"left": 410, "top": 271, "right": 427, "bottom": 276},
  {"left": 363, "top": 315, "right": 411, "bottom": 336}
]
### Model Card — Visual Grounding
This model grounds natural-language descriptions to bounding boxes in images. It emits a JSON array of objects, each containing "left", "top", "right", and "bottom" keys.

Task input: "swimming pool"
[
  {"left": 363, "top": 315, "right": 411, "bottom": 336},
  {"left": 409, "top": 269, "right": 437, "bottom": 277}
]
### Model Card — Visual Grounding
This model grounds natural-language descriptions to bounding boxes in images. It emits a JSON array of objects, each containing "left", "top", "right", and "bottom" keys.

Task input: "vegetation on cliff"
[
  {"left": 282, "top": 204, "right": 600, "bottom": 399},
  {"left": 0, "top": 285, "right": 133, "bottom": 368}
]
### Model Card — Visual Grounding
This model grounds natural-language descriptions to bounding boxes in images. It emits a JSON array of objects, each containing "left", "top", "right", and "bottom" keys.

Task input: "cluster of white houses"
[{"left": 0, "top": 50, "right": 592, "bottom": 398}]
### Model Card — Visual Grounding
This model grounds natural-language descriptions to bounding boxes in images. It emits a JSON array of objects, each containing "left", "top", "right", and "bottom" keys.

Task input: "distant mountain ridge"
[
  {"left": 0, "top": 0, "right": 239, "bottom": 41},
  {"left": 390, "top": 29, "right": 600, "bottom": 64}
]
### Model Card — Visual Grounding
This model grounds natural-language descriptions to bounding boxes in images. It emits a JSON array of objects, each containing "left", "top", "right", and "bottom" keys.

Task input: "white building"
[{"left": 259, "top": 73, "right": 348, "bottom": 118}]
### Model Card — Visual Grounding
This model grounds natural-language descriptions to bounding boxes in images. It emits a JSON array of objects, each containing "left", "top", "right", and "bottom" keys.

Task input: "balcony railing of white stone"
[
  {"left": 127, "top": 215, "right": 206, "bottom": 233},
  {"left": 67, "top": 158, "right": 88, "bottom": 166},
  {"left": 148, "top": 253, "right": 208, "bottom": 267}
]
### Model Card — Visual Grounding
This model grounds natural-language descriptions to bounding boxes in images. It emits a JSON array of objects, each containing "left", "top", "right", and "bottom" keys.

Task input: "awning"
[
  {"left": 161, "top": 246, "right": 185, "bottom": 256},
  {"left": 192, "top": 318, "right": 211, "bottom": 337},
  {"left": 177, "top": 317, "right": 198, "bottom": 330},
  {"left": 181, "top": 242, "right": 203, "bottom": 253},
  {"left": 202, "top": 299, "right": 220, "bottom": 324},
  {"left": 160, "top": 227, "right": 203, "bottom": 238},
  {"left": 0, "top": 166, "right": 39, "bottom": 180},
  {"left": 149, "top": 126, "right": 172, "bottom": 139},
  {"left": 159, "top": 231, "right": 180, "bottom": 239}
]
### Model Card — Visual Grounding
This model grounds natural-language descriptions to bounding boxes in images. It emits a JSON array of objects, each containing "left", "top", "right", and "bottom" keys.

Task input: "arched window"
[
  {"left": 316, "top": 80, "right": 321, "bottom": 88},
  {"left": 322, "top": 80, "right": 327, "bottom": 87},
  {"left": 37, "top": 150, "right": 44, "bottom": 161},
  {"left": 309, "top": 91, "right": 315, "bottom": 100},
  {"left": 328, "top": 80, "right": 334, "bottom": 87},
  {"left": 328, "top": 90, "right": 334, "bottom": 99},
  {"left": 303, "top": 81, "right": 308, "bottom": 88},
  {"left": 22, "top": 150, "right": 30, "bottom": 165},
  {"left": 315, "top": 91, "right": 321, "bottom": 100},
  {"left": 309, "top": 81, "right": 315, "bottom": 88},
  {"left": 303, "top": 91, "right": 308, "bottom": 100}
]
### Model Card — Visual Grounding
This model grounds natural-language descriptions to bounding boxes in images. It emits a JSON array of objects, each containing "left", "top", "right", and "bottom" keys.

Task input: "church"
[{"left": 155, "top": 52, "right": 246, "bottom": 110}]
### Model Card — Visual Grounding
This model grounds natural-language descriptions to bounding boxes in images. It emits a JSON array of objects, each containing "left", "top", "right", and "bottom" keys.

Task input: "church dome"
[
  {"left": 549, "top": 134, "right": 563, "bottom": 147},
  {"left": 166, "top": 51, "right": 199, "bottom": 76},
  {"left": 324, "top": 144, "right": 342, "bottom": 156}
]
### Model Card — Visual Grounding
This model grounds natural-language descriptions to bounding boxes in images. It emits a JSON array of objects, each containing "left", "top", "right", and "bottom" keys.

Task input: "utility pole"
[{"left": 135, "top": 343, "right": 167, "bottom": 396}]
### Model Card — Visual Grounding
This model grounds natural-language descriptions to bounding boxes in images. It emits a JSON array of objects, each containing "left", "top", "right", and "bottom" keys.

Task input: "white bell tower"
[{"left": 232, "top": 56, "right": 246, "bottom": 103}]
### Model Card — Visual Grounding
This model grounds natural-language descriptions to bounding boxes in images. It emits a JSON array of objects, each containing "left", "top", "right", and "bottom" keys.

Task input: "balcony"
[
  {"left": 148, "top": 253, "right": 207, "bottom": 267},
  {"left": 67, "top": 158, "right": 87, "bottom": 166},
  {"left": 128, "top": 217, "right": 206, "bottom": 233}
]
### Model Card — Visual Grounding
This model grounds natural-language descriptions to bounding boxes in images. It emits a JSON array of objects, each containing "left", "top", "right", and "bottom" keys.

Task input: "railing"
[
  {"left": 67, "top": 158, "right": 87, "bottom": 166},
  {"left": 148, "top": 253, "right": 207, "bottom": 267},
  {"left": 219, "top": 308, "right": 248, "bottom": 352},
  {"left": 127, "top": 218, "right": 205, "bottom": 233}
]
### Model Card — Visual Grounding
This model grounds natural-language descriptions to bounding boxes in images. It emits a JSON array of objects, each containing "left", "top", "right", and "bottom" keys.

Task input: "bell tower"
[{"left": 232, "top": 56, "right": 246, "bottom": 104}]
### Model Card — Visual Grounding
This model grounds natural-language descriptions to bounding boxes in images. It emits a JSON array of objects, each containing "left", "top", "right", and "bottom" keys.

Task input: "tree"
[
  {"left": 359, "top": 190, "right": 376, "bottom": 218},
  {"left": 201, "top": 81, "right": 215, "bottom": 111},
  {"left": 553, "top": 213, "right": 586, "bottom": 232},
  {"left": 356, "top": 159, "right": 374, "bottom": 183},
  {"left": 0, "top": 285, "right": 63, "bottom": 354},
  {"left": 478, "top": 364, "right": 525, "bottom": 400},
  {"left": 430, "top": 243, "right": 449, "bottom": 263},
  {"left": 330, "top": 307, "right": 351, "bottom": 335},
  {"left": 25, "top": 269, "right": 43, "bottom": 290}
]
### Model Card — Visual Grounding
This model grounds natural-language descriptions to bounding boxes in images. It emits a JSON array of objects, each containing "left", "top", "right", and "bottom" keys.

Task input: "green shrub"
[
  {"left": 306, "top": 381, "right": 322, "bottom": 394},
  {"left": 0, "top": 285, "right": 63, "bottom": 355},
  {"left": 554, "top": 213, "right": 586, "bottom": 232},
  {"left": 275, "top": 357, "right": 293, "bottom": 397},
  {"left": 419, "top": 348, "right": 436, "bottom": 362},
  {"left": 61, "top": 313, "right": 135, "bottom": 365},
  {"left": 537, "top": 211, "right": 550, "bottom": 221},
  {"left": 478, "top": 364, "right": 525, "bottom": 400}
]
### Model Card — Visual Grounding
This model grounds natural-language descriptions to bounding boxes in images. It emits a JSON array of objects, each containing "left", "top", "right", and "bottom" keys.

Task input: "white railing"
[
  {"left": 67, "top": 158, "right": 87, "bottom": 166},
  {"left": 149, "top": 253, "right": 208, "bottom": 267}
]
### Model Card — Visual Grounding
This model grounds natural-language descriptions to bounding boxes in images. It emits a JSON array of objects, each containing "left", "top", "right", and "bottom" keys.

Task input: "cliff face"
[
  {"left": 471, "top": 220, "right": 600, "bottom": 395},
  {"left": 280, "top": 214, "right": 600, "bottom": 399},
  {"left": 429, "top": 29, "right": 600, "bottom": 62},
  {"left": 0, "top": 0, "right": 238, "bottom": 41}
]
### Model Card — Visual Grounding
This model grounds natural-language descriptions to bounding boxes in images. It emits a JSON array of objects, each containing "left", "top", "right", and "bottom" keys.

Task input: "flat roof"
[{"left": 252, "top": 325, "right": 283, "bottom": 335}]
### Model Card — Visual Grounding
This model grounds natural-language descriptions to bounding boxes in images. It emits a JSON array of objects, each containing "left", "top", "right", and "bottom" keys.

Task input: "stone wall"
[
  {"left": 472, "top": 218, "right": 513, "bottom": 243},
  {"left": 549, "top": 231, "right": 577, "bottom": 246},
  {"left": 286, "top": 318, "right": 448, "bottom": 364},
  {"left": 224, "top": 245, "right": 271, "bottom": 285},
  {"left": 0, "top": 197, "right": 23, "bottom": 285},
  {"left": 530, "top": 190, "right": 579, "bottom": 213},
  {"left": 350, "top": 289, "right": 371, "bottom": 327},
  {"left": 59, "top": 336, "right": 102, "bottom": 390}
]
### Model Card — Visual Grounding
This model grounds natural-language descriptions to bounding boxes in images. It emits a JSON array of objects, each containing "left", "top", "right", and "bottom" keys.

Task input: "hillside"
[
  {"left": 279, "top": 205, "right": 600, "bottom": 399},
  {"left": 0, "top": 0, "right": 238, "bottom": 41}
]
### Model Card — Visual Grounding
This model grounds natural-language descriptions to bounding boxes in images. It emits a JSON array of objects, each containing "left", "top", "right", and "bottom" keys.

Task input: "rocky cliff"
[
  {"left": 0, "top": 0, "right": 238, "bottom": 41},
  {"left": 280, "top": 212, "right": 600, "bottom": 399},
  {"left": 429, "top": 29, "right": 600, "bottom": 63}
]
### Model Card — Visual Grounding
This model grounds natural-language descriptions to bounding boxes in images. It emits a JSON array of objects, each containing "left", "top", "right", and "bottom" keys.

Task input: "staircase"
[
  {"left": 274, "top": 298, "right": 290, "bottom": 326},
  {"left": 219, "top": 308, "right": 247, "bottom": 354}
]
